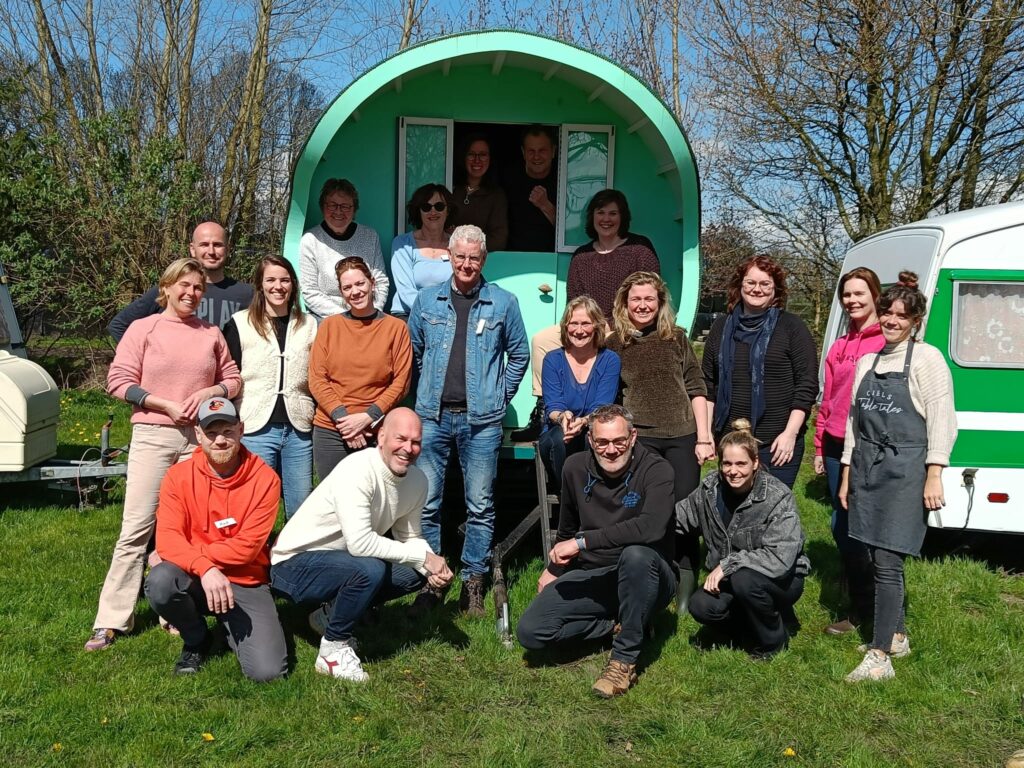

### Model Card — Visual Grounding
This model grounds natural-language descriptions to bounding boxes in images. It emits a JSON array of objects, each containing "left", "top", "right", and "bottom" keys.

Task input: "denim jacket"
[
  {"left": 675, "top": 469, "right": 811, "bottom": 579},
  {"left": 407, "top": 278, "right": 529, "bottom": 425}
]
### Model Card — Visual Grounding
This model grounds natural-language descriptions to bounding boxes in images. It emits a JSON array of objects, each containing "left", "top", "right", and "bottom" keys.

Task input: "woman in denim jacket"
[{"left": 675, "top": 419, "right": 810, "bottom": 658}]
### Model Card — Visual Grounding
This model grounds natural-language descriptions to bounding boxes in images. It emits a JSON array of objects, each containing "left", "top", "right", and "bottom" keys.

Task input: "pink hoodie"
[{"left": 815, "top": 322, "right": 885, "bottom": 454}]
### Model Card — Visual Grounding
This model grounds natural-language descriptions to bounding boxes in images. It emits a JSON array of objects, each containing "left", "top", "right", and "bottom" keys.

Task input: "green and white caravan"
[
  {"left": 282, "top": 31, "right": 701, "bottom": 445},
  {"left": 821, "top": 201, "right": 1024, "bottom": 535}
]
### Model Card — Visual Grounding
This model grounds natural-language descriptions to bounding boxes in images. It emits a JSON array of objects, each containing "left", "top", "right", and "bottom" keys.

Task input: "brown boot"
[
  {"left": 592, "top": 657, "right": 638, "bottom": 698},
  {"left": 824, "top": 617, "right": 859, "bottom": 635},
  {"left": 458, "top": 574, "right": 487, "bottom": 617}
]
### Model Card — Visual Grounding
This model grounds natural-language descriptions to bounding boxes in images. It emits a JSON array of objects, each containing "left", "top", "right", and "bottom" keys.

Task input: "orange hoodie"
[{"left": 155, "top": 445, "right": 281, "bottom": 586}]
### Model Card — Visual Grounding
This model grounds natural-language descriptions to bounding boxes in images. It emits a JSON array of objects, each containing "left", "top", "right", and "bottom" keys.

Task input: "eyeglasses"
[
  {"left": 742, "top": 280, "right": 774, "bottom": 290},
  {"left": 452, "top": 253, "right": 483, "bottom": 265},
  {"left": 466, "top": 152, "right": 490, "bottom": 160},
  {"left": 325, "top": 202, "right": 354, "bottom": 213},
  {"left": 419, "top": 202, "right": 448, "bottom": 213},
  {"left": 567, "top": 321, "right": 595, "bottom": 331},
  {"left": 592, "top": 437, "right": 630, "bottom": 452}
]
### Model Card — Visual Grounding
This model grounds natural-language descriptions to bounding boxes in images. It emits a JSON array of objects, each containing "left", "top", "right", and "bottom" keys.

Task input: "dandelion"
[
  {"left": 783, "top": 747, "right": 796, "bottom": 757},
  {"left": 52, "top": 743, "right": 63, "bottom": 752},
  {"left": 353, "top": 715, "right": 365, "bottom": 723},
  {"left": 202, "top": 732, "right": 215, "bottom": 742}
]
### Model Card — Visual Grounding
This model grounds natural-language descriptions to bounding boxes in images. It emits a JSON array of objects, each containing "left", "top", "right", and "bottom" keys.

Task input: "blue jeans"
[
  {"left": 243, "top": 422, "right": 313, "bottom": 519},
  {"left": 271, "top": 550, "right": 425, "bottom": 641},
  {"left": 822, "top": 433, "right": 856, "bottom": 555},
  {"left": 418, "top": 409, "right": 503, "bottom": 578}
]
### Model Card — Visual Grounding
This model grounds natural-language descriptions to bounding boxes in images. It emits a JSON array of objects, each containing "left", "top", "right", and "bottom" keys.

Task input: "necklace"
[{"left": 463, "top": 185, "right": 479, "bottom": 206}]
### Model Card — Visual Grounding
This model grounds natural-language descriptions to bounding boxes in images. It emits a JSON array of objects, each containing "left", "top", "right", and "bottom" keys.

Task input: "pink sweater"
[
  {"left": 107, "top": 313, "right": 241, "bottom": 426},
  {"left": 815, "top": 322, "right": 884, "bottom": 454}
]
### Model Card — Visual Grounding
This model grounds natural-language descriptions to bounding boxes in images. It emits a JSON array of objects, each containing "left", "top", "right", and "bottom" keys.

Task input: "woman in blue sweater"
[{"left": 537, "top": 295, "right": 620, "bottom": 491}]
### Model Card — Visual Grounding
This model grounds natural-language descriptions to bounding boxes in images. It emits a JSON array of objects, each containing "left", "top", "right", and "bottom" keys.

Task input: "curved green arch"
[{"left": 284, "top": 29, "right": 701, "bottom": 324}]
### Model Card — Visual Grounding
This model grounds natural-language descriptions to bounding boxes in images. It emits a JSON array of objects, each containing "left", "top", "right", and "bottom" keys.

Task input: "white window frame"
[
  {"left": 950, "top": 279, "right": 1024, "bottom": 369},
  {"left": 397, "top": 117, "right": 454, "bottom": 234},
  {"left": 555, "top": 124, "right": 615, "bottom": 253}
]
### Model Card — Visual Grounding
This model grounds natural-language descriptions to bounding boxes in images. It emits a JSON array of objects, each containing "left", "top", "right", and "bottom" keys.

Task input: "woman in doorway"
[
  {"left": 390, "top": 183, "right": 456, "bottom": 317},
  {"left": 839, "top": 272, "right": 957, "bottom": 682},
  {"left": 450, "top": 134, "right": 508, "bottom": 252},
  {"left": 223, "top": 256, "right": 317, "bottom": 519},
  {"left": 814, "top": 267, "right": 885, "bottom": 635}
]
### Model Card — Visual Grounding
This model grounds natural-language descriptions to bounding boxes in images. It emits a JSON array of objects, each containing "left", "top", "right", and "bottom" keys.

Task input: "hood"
[{"left": 186, "top": 445, "right": 262, "bottom": 533}]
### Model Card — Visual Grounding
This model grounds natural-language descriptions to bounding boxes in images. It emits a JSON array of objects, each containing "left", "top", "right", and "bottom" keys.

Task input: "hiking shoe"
[
  {"left": 825, "top": 618, "right": 858, "bottom": 635},
  {"left": 845, "top": 649, "right": 895, "bottom": 682},
  {"left": 308, "top": 601, "right": 334, "bottom": 636},
  {"left": 408, "top": 583, "right": 446, "bottom": 618},
  {"left": 592, "top": 657, "right": 638, "bottom": 698},
  {"left": 174, "top": 636, "right": 211, "bottom": 676},
  {"left": 315, "top": 638, "right": 368, "bottom": 682},
  {"left": 458, "top": 574, "right": 487, "bottom": 617},
  {"left": 510, "top": 398, "right": 544, "bottom": 443},
  {"left": 858, "top": 634, "right": 910, "bottom": 658},
  {"left": 84, "top": 628, "right": 118, "bottom": 652}
]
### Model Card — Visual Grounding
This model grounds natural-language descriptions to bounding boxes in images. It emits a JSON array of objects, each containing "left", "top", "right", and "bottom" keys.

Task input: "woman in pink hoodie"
[{"left": 815, "top": 267, "right": 884, "bottom": 636}]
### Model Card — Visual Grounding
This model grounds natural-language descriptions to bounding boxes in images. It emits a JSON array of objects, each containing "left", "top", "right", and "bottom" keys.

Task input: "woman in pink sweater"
[
  {"left": 86, "top": 257, "right": 241, "bottom": 651},
  {"left": 814, "top": 266, "right": 884, "bottom": 636}
]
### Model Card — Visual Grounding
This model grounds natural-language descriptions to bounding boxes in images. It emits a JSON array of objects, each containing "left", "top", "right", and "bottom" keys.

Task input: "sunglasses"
[{"left": 419, "top": 202, "right": 448, "bottom": 213}]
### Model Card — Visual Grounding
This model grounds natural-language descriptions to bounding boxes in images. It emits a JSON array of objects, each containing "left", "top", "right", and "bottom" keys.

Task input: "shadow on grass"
[
  {"left": 922, "top": 528, "right": 1024, "bottom": 575},
  {"left": 803, "top": 471, "right": 832, "bottom": 505}
]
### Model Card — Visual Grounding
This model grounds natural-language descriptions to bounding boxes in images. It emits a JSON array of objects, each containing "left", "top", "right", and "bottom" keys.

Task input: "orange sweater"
[
  {"left": 155, "top": 446, "right": 281, "bottom": 586},
  {"left": 308, "top": 311, "right": 412, "bottom": 431}
]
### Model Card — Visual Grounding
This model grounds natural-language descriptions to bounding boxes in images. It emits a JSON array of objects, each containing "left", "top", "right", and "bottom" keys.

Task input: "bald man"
[
  {"left": 271, "top": 408, "right": 454, "bottom": 681},
  {"left": 108, "top": 221, "right": 254, "bottom": 341}
]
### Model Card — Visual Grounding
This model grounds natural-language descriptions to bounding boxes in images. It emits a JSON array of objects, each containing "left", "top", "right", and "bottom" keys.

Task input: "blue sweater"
[
  {"left": 541, "top": 347, "right": 621, "bottom": 430},
  {"left": 389, "top": 231, "right": 454, "bottom": 315}
]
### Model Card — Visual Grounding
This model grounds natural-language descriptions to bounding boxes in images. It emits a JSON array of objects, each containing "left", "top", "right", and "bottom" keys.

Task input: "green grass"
[{"left": 2, "top": 391, "right": 1024, "bottom": 766}]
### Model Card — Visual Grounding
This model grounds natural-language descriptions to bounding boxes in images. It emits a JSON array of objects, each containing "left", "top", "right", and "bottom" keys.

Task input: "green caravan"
[
  {"left": 282, "top": 31, "right": 702, "bottom": 441},
  {"left": 821, "top": 202, "right": 1024, "bottom": 535}
]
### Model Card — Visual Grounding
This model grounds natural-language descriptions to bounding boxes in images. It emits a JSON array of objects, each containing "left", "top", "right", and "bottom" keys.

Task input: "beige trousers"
[
  {"left": 530, "top": 324, "right": 563, "bottom": 397},
  {"left": 93, "top": 423, "right": 196, "bottom": 632}
]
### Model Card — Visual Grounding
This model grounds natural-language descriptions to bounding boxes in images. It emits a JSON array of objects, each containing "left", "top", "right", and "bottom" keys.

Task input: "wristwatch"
[{"left": 574, "top": 532, "right": 587, "bottom": 551}]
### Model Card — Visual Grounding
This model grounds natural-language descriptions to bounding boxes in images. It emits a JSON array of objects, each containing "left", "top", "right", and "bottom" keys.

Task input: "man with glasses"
[
  {"left": 108, "top": 220, "right": 254, "bottom": 341},
  {"left": 406, "top": 224, "right": 529, "bottom": 617},
  {"left": 516, "top": 404, "right": 678, "bottom": 698}
]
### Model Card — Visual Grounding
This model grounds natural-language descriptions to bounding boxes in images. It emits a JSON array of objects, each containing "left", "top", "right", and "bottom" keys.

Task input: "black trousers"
[
  {"left": 312, "top": 425, "right": 373, "bottom": 481},
  {"left": 516, "top": 545, "right": 677, "bottom": 664},
  {"left": 640, "top": 434, "right": 700, "bottom": 572},
  {"left": 688, "top": 566, "right": 803, "bottom": 654}
]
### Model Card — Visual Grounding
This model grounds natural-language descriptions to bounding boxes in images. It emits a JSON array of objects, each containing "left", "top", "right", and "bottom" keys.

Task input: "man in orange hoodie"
[{"left": 145, "top": 397, "right": 287, "bottom": 680}]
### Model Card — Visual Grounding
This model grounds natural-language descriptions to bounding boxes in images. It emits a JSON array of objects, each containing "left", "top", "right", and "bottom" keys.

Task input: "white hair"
[{"left": 448, "top": 224, "right": 488, "bottom": 256}]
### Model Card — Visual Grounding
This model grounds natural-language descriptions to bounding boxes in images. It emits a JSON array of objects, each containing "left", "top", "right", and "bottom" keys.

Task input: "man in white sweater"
[{"left": 271, "top": 408, "right": 454, "bottom": 681}]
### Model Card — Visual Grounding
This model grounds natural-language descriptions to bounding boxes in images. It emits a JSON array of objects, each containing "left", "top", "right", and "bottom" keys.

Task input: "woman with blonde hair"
[
  {"left": 87, "top": 257, "right": 241, "bottom": 651},
  {"left": 223, "top": 255, "right": 317, "bottom": 519},
  {"left": 537, "top": 295, "right": 621, "bottom": 489},
  {"left": 607, "top": 271, "right": 712, "bottom": 610}
]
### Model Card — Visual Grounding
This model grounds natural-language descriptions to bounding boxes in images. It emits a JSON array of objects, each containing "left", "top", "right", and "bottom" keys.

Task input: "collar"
[{"left": 450, "top": 277, "right": 482, "bottom": 298}]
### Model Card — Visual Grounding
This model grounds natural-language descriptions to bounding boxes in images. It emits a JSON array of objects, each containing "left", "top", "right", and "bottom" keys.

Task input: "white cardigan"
[{"left": 232, "top": 309, "right": 317, "bottom": 433}]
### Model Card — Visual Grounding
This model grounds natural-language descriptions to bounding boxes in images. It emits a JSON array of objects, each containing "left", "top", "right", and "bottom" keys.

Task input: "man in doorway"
[
  {"left": 406, "top": 224, "right": 529, "bottom": 617},
  {"left": 108, "top": 220, "right": 254, "bottom": 341},
  {"left": 505, "top": 125, "right": 557, "bottom": 252},
  {"left": 516, "top": 404, "right": 677, "bottom": 698}
]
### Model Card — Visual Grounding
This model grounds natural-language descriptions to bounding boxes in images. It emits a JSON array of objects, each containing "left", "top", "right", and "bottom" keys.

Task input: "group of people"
[{"left": 85, "top": 166, "right": 955, "bottom": 695}]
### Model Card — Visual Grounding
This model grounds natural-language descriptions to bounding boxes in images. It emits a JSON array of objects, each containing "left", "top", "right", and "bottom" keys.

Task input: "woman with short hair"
[
  {"left": 222, "top": 256, "right": 317, "bottom": 519},
  {"left": 390, "top": 183, "right": 457, "bottom": 317},
  {"left": 87, "top": 257, "right": 241, "bottom": 651},
  {"left": 838, "top": 272, "right": 957, "bottom": 682},
  {"left": 299, "top": 178, "right": 389, "bottom": 321}
]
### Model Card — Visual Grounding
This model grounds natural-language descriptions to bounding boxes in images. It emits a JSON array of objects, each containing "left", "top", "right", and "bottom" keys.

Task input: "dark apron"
[{"left": 848, "top": 341, "right": 929, "bottom": 556}]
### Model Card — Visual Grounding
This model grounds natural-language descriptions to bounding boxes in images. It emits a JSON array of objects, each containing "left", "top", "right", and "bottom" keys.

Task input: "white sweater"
[
  {"left": 298, "top": 223, "right": 390, "bottom": 319},
  {"left": 270, "top": 447, "right": 431, "bottom": 573},
  {"left": 842, "top": 339, "right": 958, "bottom": 466}
]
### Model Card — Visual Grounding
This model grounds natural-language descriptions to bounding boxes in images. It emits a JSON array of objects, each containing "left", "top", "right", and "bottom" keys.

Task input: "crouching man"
[
  {"left": 145, "top": 397, "right": 287, "bottom": 680},
  {"left": 270, "top": 408, "right": 454, "bottom": 681},
  {"left": 516, "top": 404, "right": 677, "bottom": 698},
  {"left": 674, "top": 420, "right": 809, "bottom": 659}
]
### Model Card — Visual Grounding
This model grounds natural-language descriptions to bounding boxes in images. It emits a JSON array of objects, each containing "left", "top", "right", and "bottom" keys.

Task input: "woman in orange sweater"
[{"left": 309, "top": 256, "right": 413, "bottom": 480}]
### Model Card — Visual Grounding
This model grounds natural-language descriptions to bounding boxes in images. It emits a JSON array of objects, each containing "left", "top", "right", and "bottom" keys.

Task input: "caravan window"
[{"left": 951, "top": 281, "right": 1024, "bottom": 368}]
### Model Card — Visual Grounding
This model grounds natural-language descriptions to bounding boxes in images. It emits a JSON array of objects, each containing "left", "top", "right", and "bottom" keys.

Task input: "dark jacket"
[
  {"left": 549, "top": 442, "right": 675, "bottom": 576},
  {"left": 675, "top": 469, "right": 810, "bottom": 579}
]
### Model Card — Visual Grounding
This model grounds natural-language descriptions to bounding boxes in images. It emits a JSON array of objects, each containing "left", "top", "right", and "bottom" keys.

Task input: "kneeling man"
[
  {"left": 271, "top": 408, "right": 453, "bottom": 681},
  {"left": 145, "top": 397, "right": 287, "bottom": 680},
  {"left": 516, "top": 404, "right": 677, "bottom": 698}
]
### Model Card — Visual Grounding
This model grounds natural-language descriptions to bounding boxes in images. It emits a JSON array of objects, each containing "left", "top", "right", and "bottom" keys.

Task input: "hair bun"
[
  {"left": 898, "top": 270, "right": 919, "bottom": 290},
  {"left": 730, "top": 418, "right": 753, "bottom": 433}
]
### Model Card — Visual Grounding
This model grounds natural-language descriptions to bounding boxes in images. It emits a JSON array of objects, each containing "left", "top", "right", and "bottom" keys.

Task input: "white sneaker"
[
  {"left": 845, "top": 649, "right": 895, "bottom": 682},
  {"left": 315, "top": 638, "right": 368, "bottom": 682},
  {"left": 857, "top": 634, "right": 910, "bottom": 658},
  {"left": 308, "top": 601, "right": 334, "bottom": 636}
]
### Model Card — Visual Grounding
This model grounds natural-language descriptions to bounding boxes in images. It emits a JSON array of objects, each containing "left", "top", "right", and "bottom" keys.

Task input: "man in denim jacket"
[{"left": 406, "top": 224, "right": 529, "bottom": 616}]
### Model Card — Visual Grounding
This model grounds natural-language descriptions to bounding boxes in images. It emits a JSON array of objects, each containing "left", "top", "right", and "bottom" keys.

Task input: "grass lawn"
[{"left": 2, "top": 390, "right": 1023, "bottom": 767}]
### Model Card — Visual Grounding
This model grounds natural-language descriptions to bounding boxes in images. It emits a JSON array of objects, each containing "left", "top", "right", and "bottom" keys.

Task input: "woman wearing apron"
[{"left": 838, "top": 271, "right": 957, "bottom": 682}]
